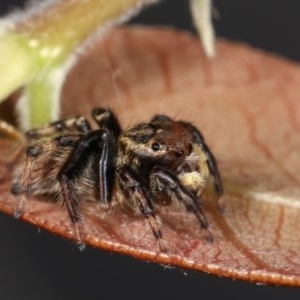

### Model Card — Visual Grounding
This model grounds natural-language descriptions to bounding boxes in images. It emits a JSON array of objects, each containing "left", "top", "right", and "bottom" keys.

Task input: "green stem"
[
  {"left": 0, "top": 33, "right": 38, "bottom": 100},
  {"left": 15, "top": 0, "right": 151, "bottom": 60},
  {"left": 1, "top": 0, "right": 157, "bottom": 130}
]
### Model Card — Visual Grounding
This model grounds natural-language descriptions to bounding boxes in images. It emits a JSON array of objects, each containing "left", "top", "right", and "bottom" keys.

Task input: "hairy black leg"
[
  {"left": 59, "top": 172, "right": 86, "bottom": 250},
  {"left": 25, "top": 116, "right": 92, "bottom": 139},
  {"left": 91, "top": 109, "right": 120, "bottom": 203},
  {"left": 74, "top": 116, "right": 92, "bottom": 133},
  {"left": 202, "top": 142, "right": 224, "bottom": 206},
  {"left": 57, "top": 130, "right": 115, "bottom": 219},
  {"left": 191, "top": 127, "right": 224, "bottom": 210},
  {"left": 98, "top": 132, "right": 116, "bottom": 205},
  {"left": 12, "top": 135, "right": 80, "bottom": 217},
  {"left": 151, "top": 166, "right": 213, "bottom": 242},
  {"left": 92, "top": 108, "right": 122, "bottom": 139},
  {"left": 117, "top": 167, "right": 167, "bottom": 252},
  {"left": 13, "top": 146, "right": 38, "bottom": 218},
  {"left": 57, "top": 130, "right": 115, "bottom": 248}
]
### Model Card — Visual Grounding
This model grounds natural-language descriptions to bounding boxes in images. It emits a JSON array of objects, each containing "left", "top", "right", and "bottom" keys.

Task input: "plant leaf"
[{"left": 1, "top": 26, "right": 300, "bottom": 286}]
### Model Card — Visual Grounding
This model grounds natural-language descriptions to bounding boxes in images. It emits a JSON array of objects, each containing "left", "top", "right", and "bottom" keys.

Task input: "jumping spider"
[{"left": 12, "top": 108, "right": 224, "bottom": 251}]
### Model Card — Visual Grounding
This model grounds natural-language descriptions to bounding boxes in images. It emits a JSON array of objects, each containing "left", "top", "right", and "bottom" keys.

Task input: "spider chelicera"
[{"left": 12, "top": 108, "right": 224, "bottom": 251}]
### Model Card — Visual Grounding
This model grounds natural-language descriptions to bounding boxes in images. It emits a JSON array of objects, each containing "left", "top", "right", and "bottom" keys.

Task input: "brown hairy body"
[{"left": 12, "top": 108, "right": 224, "bottom": 251}]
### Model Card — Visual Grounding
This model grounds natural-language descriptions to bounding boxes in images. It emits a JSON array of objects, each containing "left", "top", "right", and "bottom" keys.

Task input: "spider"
[{"left": 11, "top": 108, "right": 224, "bottom": 251}]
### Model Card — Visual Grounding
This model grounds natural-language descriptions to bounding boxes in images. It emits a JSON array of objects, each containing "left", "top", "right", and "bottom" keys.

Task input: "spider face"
[
  {"left": 121, "top": 120, "right": 193, "bottom": 165},
  {"left": 12, "top": 108, "right": 224, "bottom": 251}
]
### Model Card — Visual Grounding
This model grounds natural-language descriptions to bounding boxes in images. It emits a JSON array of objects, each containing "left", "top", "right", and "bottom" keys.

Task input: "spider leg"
[
  {"left": 25, "top": 116, "right": 92, "bottom": 139},
  {"left": 12, "top": 135, "right": 80, "bottom": 217},
  {"left": 192, "top": 127, "right": 224, "bottom": 211},
  {"left": 57, "top": 130, "right": 116, "bottom": 220},
  {"left": 57, "top": 130, "right": 115, "bottom": 248},
  {"left": 117, "top": 167, "right": 167, "bottom": 252},
  {"left": 202, "top": 143, "right": 224, "bottom": 210},
  {"left": 92, "top": 108, "right": 121, "bottom": 139},
  {"left": 0, "top": 120, "right": 24, "bottom": 140},
  {"left": 13, "top": 147, "right": 36, "bottom": 218},
  {"left": 151, "top": 166, "right": 213, "bottom": 242}
]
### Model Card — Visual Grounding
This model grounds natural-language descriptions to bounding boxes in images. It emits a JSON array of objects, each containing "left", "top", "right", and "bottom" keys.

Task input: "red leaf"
[{"left": 2, "top": 26, "right": 300, "bottom": 286}]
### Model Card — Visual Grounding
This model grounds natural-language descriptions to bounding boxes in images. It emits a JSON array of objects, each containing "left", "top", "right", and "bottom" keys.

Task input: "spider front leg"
[
  {"left": 151, "top": 166, "right": 213, "bottom": 243},
  {"left": 192, "top": 127, "right": 225, "bottom": 211},
  {"left": 117, "top": 167, "right": 167, "bottom": 252},
  {"left": 202, "top": 142, "right": 224, "bottom": 210}
]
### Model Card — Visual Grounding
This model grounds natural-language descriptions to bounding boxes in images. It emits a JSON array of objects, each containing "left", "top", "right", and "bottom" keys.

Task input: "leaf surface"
[{"left": 1, "top": 26, "right": 300, "bottom": 286}]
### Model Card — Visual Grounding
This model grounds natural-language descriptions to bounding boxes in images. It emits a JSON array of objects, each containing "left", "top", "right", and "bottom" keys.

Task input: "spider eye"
[
  {"left": 140, "top": 136, "right": 148, "bottom": 143},
  {"left": 152, "top": 142, "right": 160, "bottom": 151}
]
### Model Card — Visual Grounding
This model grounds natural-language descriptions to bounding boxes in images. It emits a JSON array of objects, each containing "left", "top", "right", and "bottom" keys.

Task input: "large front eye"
[{"left": 152, "top": 142, "right": 160, "bottom": 151}]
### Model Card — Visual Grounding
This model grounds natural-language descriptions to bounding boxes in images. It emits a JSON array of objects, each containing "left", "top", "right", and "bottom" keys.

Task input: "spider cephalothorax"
[{"left": 12, "top": 108, "right": 224, "bottom": 251}]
